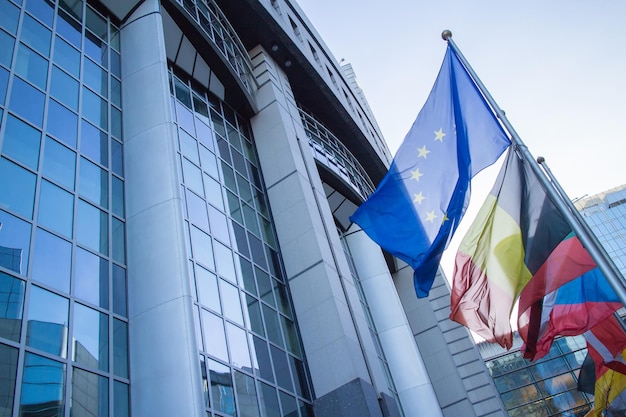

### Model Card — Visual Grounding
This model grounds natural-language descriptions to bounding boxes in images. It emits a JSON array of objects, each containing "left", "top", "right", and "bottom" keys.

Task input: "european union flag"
[{"left": 350, "top": 45, "right": 510, "bottom": 298}]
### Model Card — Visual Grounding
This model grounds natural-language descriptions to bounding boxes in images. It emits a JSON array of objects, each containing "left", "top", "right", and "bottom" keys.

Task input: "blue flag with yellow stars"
[{"left": 350, "top": 45, "right": 511, "bottom": 298}]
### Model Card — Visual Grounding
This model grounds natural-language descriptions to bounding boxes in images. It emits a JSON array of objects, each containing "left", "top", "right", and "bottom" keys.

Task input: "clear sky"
[{"left": 296, "top": 0, "right": 626, "bottom": 280}]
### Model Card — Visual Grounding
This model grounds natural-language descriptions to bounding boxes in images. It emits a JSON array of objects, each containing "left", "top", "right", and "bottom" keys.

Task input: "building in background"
[{"left": 0, "top": 0, "right": 505, "bottom": 416}]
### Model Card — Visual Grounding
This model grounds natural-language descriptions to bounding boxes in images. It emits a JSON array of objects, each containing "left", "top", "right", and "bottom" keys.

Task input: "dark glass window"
[
  {"left": 111, "top": 176, "right": 124, "bottom": 217},
  {"left": 50, "top": 66, "right": 79, "bottom": 110},
  {"left": 112, "top": 264, "right": 127, "bottom": 317},
  {"left": 85, "top": 6, "right": 106, "bottom": 40},
  {"left": 258, "top": 381, "right": 280, "bottom": 417},
  {"left": 0, "top": 343, "right": 18, "bottom": 416},
  {"left": 111, "top": 106, "right": 121, "bottom": 139},
  {"left": 208, "top": 359, "right": 235, "bottom": 415},
  {"left": 280, "top": 391, "right": 298, "bottom": 417},
  {"left": 72, "top": 368, "right": 109, "bottom": 416},
  {"left": 110, "top": 50, "right": 120, "bottom": 79},
  {"left": 53, "top": 35, "right": 80, "bottom": 77},
  {"left": 111, "top": 139, "right": 123, "bottom": 177},
  {"left": 0, "top": 272, "right": 25, "bottom": 342},
  {"left": 76, "top": 200, "right": 108, "bottom": 255},
  {"left": 56, "top": 9, "right": 81, "bottom": 48},
  {"left": 110, "top": 76, "right": 121, "bottom": 107},
  {"left": 246, "top": 295, "right": 264, "bottom": 336},
  {"left": 26, "top": 285, "right": 69, "bottom": 357},
  {"left": 20, "top": 353, "right": 65, "bottom": 416},
  {"left": 9, "top": 76, "right": 45, "bottom": 127},
  {"left": 0, "top": 0, "right": 19, "bottom": 35},
  {"left": 38, "top": 180, "right": 74, "bottom": 237},
  {"left": 262, "top": 304, "right": 282, "bottom": 347},
  {"left": 73, "top": 302, "right": 109, "bottom": 371},
  {"left": 84, "top": 31, "right": 107, "bottom": 68},
  {"left": 25, "top": 0, "right": 54, "bottom": 28},
  {"left": 0, "top": 158, "right": 37, "bottom": 219},
  {"left": 113, "top": 319, "right": 128, "bottom": 378},
  {"left": 74, "top": 246, "right": 108, "bottom": 309},
  {"left": 82, "top": 86, "right": 107, "bottom": 131},
  {"left": 20, "top": 14, "right": 51, "bottom": 57},
  {"left": 32, "top": 228, "right": 71, "bottom": 293},
  {"left": 0, "top": 210, "right": 32, "bottom": 275},
  {"left": 270, "top": 345, "right": 292, "bottom": 391},
  {"left": 112, "top": 217, "right": 124, "bottom": 264},
  {"left": 0, "top": 30, "right": 14, "bottom": 68},
  {"left": 81, "top": 119, "right": 108, "bottom": 167},
  {"left": 234, "top": 371, "right": 260, "bottom": 417},
  {"left": 47, "top": 99, "right": 78, "bottom": 147},
  {"left": 15, "top": 43, "right": 48, "bottom": 89},
  {"left": 43, "top": 136, "right": 76, "bottom": 190},
  {"left": 113, "top": 381, "right": 129, "bottom": 417},
  {"left": 3, "top": 114, "right": 41, "bottom": 170}
]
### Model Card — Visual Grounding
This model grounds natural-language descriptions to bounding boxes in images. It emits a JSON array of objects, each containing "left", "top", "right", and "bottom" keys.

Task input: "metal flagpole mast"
[{"left": 442, "top": 30, "right": 626, "bottom": 306}]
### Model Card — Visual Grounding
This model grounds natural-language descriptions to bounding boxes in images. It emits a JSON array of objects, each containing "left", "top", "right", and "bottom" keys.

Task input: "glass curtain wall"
[
  {"left": 0, "top": 0, "right": 128, "bottom": 416},
  {"left": 169, "top": 69, "right": 314, "bottom": 417}
]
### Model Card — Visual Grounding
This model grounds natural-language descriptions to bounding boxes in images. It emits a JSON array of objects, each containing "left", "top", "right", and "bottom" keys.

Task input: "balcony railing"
[
  {"left": 176, "top": 0, "right": 257, "bottom": 95},
  {"left": 299, "top": 107, "right": 375, "bottom": 201}
]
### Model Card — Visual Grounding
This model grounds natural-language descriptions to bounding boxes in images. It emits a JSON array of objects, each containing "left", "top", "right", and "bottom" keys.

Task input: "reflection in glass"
[
  {"left": 53, "top": 36, "right": 80, "bottom": 77},
  {"left": 79, "top": 157, "right": 108, "bottom": 207},
  {"left": 32, "top": 228, "right": 71, "bottom": 293},
  {"left": 113, "top": 381, "right": 129, "bottom": 417},
  {"left": 196, "top": 265, "right": 220, "bottom": 313},
  {"left": 235, "top": 371, "right": 260, "bottom": 417},
  {"left": 208, "top": 359, "right": 235, "bottom": 416},
  {"left": 290, "top": 356, "right": 310, "bottom": 400},
  {"left": 112, "top": 264, "right": 127, "bottom": 317},
  {"left": 26, "top": 286, "right": 69, "bottom": 357},
  {"left": 190, "top": 226, "right": 214, "bottom": 270},
  {"left": 56, "top": 8, "right": 81, "bottom": 47},
  {"left": 245, "top": 295, "right": 264, "bottom": 337},
  {"left": 280, "top": 391, "right": 298, "bottom": 417},
  {"left": 50, "top": 65, "right": 79, "bottom": 110},
  {"left": 2, "top": 114, "right": 41, "bottom": 170},
  {"left": 83, "top": 56, "right": 107, "bottom": 96},
  {"left": 73, "top": 303, "right": 108, "bottom": 371},
  {"left": 47, "top": 98, "right": 78, "bottom": 148},
  {"left": 258, "top": 381, "right": 280, "bottom": 417},
  {"left": 82, "top": 86, "right": 107, "bottom": 130},
  {"left": 15, "top": 43, "right": 48, "bottom": 89},
  {"left": 0, "top": 31, "right": 14, "bottom": 69},
  {"left": 0, "top": 66, "right": 8, "bottom": 103},
  {"left": 43, "top": 136, "right": 76, "bottom": 190},
  {"left": 81, "top": 119, "right": 108, "bottom": 167},
  {"left": 111, "top": 139, "right": 123, "bottom": 176},
  {"left": 220, "top": 279, "right": 243, "bottom": 326},
  {"left": 112, "top": 218, "right": 125, "bottom": 264},
  {"left": 226, "top": 323, "right": 250, "bottom": 370},
  {"left": 21, "top": 14, "right": 51, "bottom": 57},
  {"left": 20, "top": 353, "right": 65, "bottom": 416},
  {"left": 74, "top": 247, "right": 108, "bottom": 309},
  {"left": 215, "top": 242, "right": 236, "bottom": 283},
  {"left": 84, "top": 31, "right": 107, "bottom": 68},
  {"left": 0, "top": 210, "right": 31, "bottom": 275},
  {"left": 182, "top": 158, "right": 204, "bottom": 197},
  {"left": 0, "top": 342, "right": 18, "bottom": 415},
  {"left": 0, "top": 0, "right": 19, "bottom": 35},
  {"left": 9, "top": 76, "right": 45, "bottom": 127},
  {"left": 72, "top": 367, "right": 108, "bottom": 417},
  {"left": 111, "top": 176, "right": 124, "bottom": 217},
  {"left": 251, "top": 336, "right": 273, "bottom": 382},
  {"left": 113, "top": 319, "right": 128, "bottom": 378},
  {"left": 38, "top": 180, "right": 74, "bottom": 237},
  {"left": 0, "top": 158, "right": 37, "bottom": 219},
  {"left": 76, "top": 200, "right": 108, "bottom": 255},
  {"left": 186, "top": 189, "right": 208, "bottom": 231},
  {"left": 203, "top": 310, "right": 228, "bottom": 362},
  {"left": 0, "top": 272, "right": 25, "bottom": 342},
  {"left": 270, "top": 345, "right": 292, "bottom": 392}
]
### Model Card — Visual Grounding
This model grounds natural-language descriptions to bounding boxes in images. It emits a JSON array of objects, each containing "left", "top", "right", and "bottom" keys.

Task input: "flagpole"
[{"left": 442, "top": 30, "right": 626, "bottom": 306}]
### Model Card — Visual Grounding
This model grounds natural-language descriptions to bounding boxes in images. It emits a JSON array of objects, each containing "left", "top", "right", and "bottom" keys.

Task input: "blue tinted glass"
[
  {"left": 111, "top": 76, "right": 121, "bottom": 107},
  {"left": 76, "top": 200, "right": 108, "bottom": 255},
  {"left": 26, "top": 286, "right": 69, "bottom": 357},
  {"left": 80, "top": 119, "right": 108, "bottom": 167},
  {"left": 111, "top": 139, "right": 123, "bottom": 176},
  {"left": 50, "top": 66, "right": 79, "bottom": 110},
  {"left": 26, "top": 0, "right": 54, "bottom": 27},
  {"left": 110, "top": 50, "right": 120, "bottom": 79},
  {"left": 32, "top": 228, "right": 71, "bottom": 293},
  {"left": 0, "top": 158, "right": 36, "bottom": 219},
  {"left": 73, "top": 303, "right": 109, "bottom": 370},
  {"left": 56, "top": 9, "right": 81, "bottom": 48},
  {"left": 0, "top": 210, "right": 31, "bottom": 275},
  {"left": 20, "top": 14, "right": 51, "bottom": 57},
  {"left": 112, "top": 218, "right": 124, "bottom": 264},
  {"left": 0, "top": 272, "right": 25, "bottom": 342},
  {"left": 111, "top": 176, "right": 124, "bottom": 217},
  {"left": 38, "top": 180, "right": 74, "bottom": 237},
  {"left": 113, "top": 319, "right": 128, "bottom": 378},
  {"left": 114, "top": 381, "right": 129, "bottom": 417},
  {"left": 72, "top": 368, "right": 109, "bottom": 417},
  {"left": 0, "top": 30, "right": 15, "bottom": 68},
  {"left": 85, "top": 6, "right": 106, "bottom": 40},
  {"left": 20, "top": 353, "right": 65, "bottom": 415},
  {"left": 47, "top": 99, "right": 78, "bottom": 147},
  {"left": 43, "top": 136, "right": 76, "bottom": 190},
  {"left": 53, "top": 36, "right": 79, "bottom": 77},
  {"left": 15, "top": 43, "right": 48, "bottom": 89},
  {"left": 112, "top": 264, "right": 126, "bottom": 317},
  {"left": 84, "top": 31, "right": 107, "bottom": 68},
  {"left": 74, "top": 247, "right": 108, "bottom": 308},
  {"left": 9, "top": 77, "right": 45, "bottom": 127},
  {"left": 2, "top": 114, "right": 41, "bottom": 169},
  {"left": 111, "top": 106, "right": 121, "bottom": 139},
  {"left": 0, "top": 66, "right": 9, "bottom": 104},
  {"left": 186, "top": 189, "right": 208, "bottom": 230},
  {"left": 83, "top": 57, "right": 106, "bottom": 96},
  {"left": 82, "top": 87, "right": 107, "bottom": 130},
  {"left": 0, "top": 0, "right": 19, "bottom": 35},
  {"left": 79, "top": 157, "right": 108, "bottom": 207},
  {"left": 190, "top": 226, "right": 213, "bottom": 270}
]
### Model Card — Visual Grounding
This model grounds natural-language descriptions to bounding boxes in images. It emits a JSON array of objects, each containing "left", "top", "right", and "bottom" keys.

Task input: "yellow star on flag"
[
  {"left": 434, "top": 128, "right": 446, "bottom": 142},
  {"left": 417, "top": 145, "right": 430, "bottom": 159},
  {"left": 441, "top": 213, "right": 449, "bottom": 224},
  {"left": 413, "top": 192, "right": 426, "bottom": 204},
  {"left": 425, "top": 211, "right": 438, "bottom": 223},
  {"left": 410, "top": 168, "right": 423, "bottom": 182}
]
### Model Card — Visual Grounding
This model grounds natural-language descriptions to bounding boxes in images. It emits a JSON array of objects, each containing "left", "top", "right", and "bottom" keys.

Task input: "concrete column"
[
  {"left": 344, "top": 225, "right": 443, "bottom": 417},
  {"left": 121, "top": 1, "right": 204, "bottom": 416}
]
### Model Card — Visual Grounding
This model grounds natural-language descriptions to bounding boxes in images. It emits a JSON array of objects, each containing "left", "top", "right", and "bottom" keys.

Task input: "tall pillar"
[
  {"left": 121, "top": 1, "right": 204, "bottom": 416},
  {"left": 344, "top": 225, "right": 443, "bottom": 417}
]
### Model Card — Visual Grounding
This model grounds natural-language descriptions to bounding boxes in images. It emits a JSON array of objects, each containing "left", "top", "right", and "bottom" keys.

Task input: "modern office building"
[{"left": 0, "top": 0, "right": 506, "bottom": 416}]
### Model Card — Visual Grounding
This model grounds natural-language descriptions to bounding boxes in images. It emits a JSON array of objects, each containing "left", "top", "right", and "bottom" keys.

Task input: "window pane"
[
  {"left": 113, "top": 381, "right": 129, "bottom": 417},
  {"left": 112, "top": 264, "right": 126, "bottom": 317},
  {"left": 73, "top": 303, "right": 108, "bottom": 371},
  {"left": 111, "top": 139, "right": 123, "bottom": 177},
  {"left": 186, "top": 189, "right": 208, "bottom": 230},
  {"left": 270, "top": 345, "right": 292, "bottom": 391},
  {"left": 280, "top": 391, "right": 298, "bottom": 417},
  {"left": 85, "top": 6, "right": 106, "bottom": 40},
  {"left": 0, "top": 30, "right": 14, "bottom": 69},
  {"left": 251, "top": 336, "right": 273, "bottom": 382},
  {"left": 15, "top": 43, "right": 48, "bottom": 89},
  {"left": 190, "top": 226, "right": 213, "bottom": 270},
  {"left": 180, "top": 129, "right": 199, "bottom": 164},
  {"left": 2, "top": 114, "right": 41, "bottom": 170},
  {"left": 199, "top": 146, "right": 218, "bottom": 179},
  {"left": 47, "top": 99, "right": 78, "bottom": 148},
  {"left": 82, "top": 87, "right": 107, "bottom": 131},
  {"left": 20, "top": 14, "right": 51, "bottom": 57},
  {"left": 209, "top": 206, "right": 230, "bottom": 245},
  {"left": 84, "top": 31, "right": 107, "bottom": 68},
  {"left": 38, "top": 180, "right": 74, "bottom": 237},
  {"left": 53, "top": 36, "right": 79, "bottom": 77},
  {"left": 76, "top": 200, "right": 108, "bottom": 255},
  {"left": 220, "top": 279, "right": 243, "bottom": 325},
  {"left": 9, "top": 77, "right": 45, "bottom": 127},
  {"left": 111, "top": 176, "right": 124, "bottom": 217},
  {"left": 196, "top": 265, "right": 220, "bottom": 313},
  {"left": 258, "top": 381, "right": 280, "bottom": 417},
  {"left": 80, "top": 119, "right": 108, "bottom": 167},
  {"left": 43, "top": 136, "right": 75, "bottom": 190},
  {"left": 112, "top": 217, "right": 125, "bottom": 264},
  {"left": 204, "top": 174, "right": 223, "bottom": 210},
  {"left": 83, "top": 57, "right": 107, "bottom": 96},
  {"left": 235, "top": 371, "right": 260, "bottom": 417},
  {"left": 26, "top": 285, "right": 69, "bottom": 357},
  {"left": 113, "top": 319, "right": 128, "bottom": 378},
  {"left": 79, "top": 157, "right": 108, "bottom": 207},
  {"left": 0, "top": 272, "right": 25, "bottom": 342},
  {"left": 110, "top": 76, "right": 121, "bottom": 107},
  {"left": 245, "top": 295, "right": 264, "bottom": 337},
  {"left": 111, "top": 106, "right": 121, "bottom": 139},
  {"left": 20, "top": 353, "right": 65, "bottom": 416},
  {"left": 25, "top": 0, "right": 54, "bottom": 28},
  {"left": 226, "top": 323, "right": 250, "bottom": 370},
  {"left": 56, "top": 8, "right": 81, "bottom": 48},
  {"left": 202, "top": 310, "right": 228, "bottom": 362},
  {"left": 0, "top": 343, "right": 18, "bottom": 415},
  {"left": 32, "top": 228, "right": 71, "bottom": 293},
  {"left": 0, "top": 0, "right": 19, "bottom": 35},
  {"left": 72, "top": 368, "right": 108, "bottom": 417},
  {"left": 207, "top": 358, "right": 235, "bottom": 415},
  {"left": 50, "top": 66, "right": 79, "bottom": 110},
  {"left": 215, "top": 242, "right": 236, "bottom": 284},
  {"left": 262, "top": 305, "right": 282, "bottom": 347},
  {"left": 182, "top": 159, "right": 203, "bottom": 196},
  {"left": 1, "top": 158, "right": 37, "bottom": 220},
  {"left": 0, "top": 210, "right": 31, "bottom": 275},
  {"left": 74, "top": 247, "right": 108, "bottom": 309}
]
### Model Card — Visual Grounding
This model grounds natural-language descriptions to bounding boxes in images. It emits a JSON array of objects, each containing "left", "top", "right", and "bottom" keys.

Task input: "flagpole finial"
[
  {"left": 442, "top": 30, "right": 453, "bottom": 41},
  {"left": 537, "top": 156, "right": 545, "bottom": 164}
]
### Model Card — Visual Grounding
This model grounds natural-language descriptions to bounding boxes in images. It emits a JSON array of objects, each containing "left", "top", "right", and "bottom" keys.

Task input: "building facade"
[{"left": 0, "top": 0, "right": 506, "bottom": 416}]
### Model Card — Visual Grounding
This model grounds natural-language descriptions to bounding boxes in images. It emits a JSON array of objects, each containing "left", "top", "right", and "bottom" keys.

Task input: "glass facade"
[
  {"left": 0, "top": 0, "right": 128, "bottom": 415},
  {"left": 484, "top": 335, "right": 592, "bottom": 417},
  {"left": 169, "top": 69, "right": 314, "bottom": 417}
]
